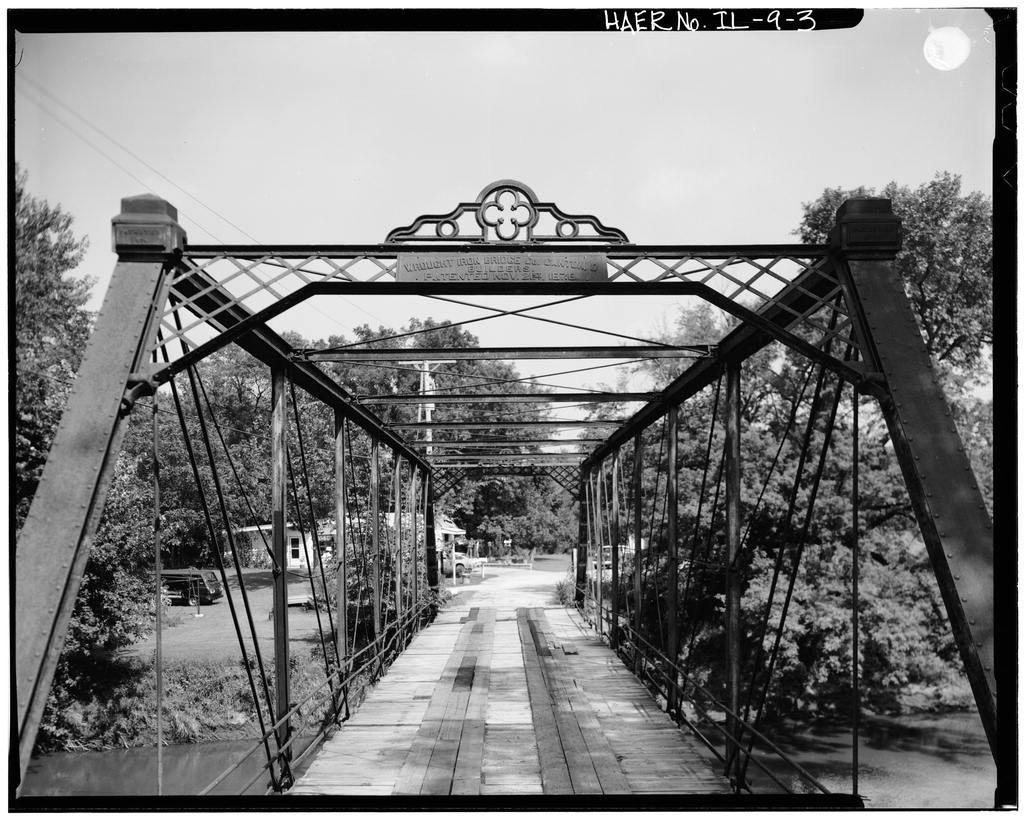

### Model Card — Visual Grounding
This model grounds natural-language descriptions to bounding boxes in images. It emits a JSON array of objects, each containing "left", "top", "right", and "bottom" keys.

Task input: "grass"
[
  {"left": 37, "top": 648, "right": 370, "bottom": 754},
  {"left": 555, "top": 577, "right": 576, "bottom": 607}
]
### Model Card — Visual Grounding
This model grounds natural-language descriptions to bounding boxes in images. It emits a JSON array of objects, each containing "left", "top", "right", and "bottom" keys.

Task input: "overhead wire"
[
  {"left": 317, "top": 295, "right": 592, "bottom": 352},
  {"left": 15, "top": 73, "right": 389, "bottom": 329},
  {"left": 424, "top": 293, "right": 684, "bottom": 348},
  {"left": 20, "top": 76, "right": 652, "bottom": 436},
  {"left": 342, "top": 357, "right": 656, "bottom": 396},
  {"left": 16, "top": 85, "right": 223, "bottom": 241}
]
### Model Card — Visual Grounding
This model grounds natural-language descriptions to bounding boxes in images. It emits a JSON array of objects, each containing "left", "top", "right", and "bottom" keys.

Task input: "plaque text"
[{"left": 397, "top": 252, "right": 608, "bottom": 283}]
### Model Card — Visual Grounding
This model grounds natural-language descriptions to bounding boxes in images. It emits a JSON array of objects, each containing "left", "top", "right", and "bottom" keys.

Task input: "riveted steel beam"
[
  {"left": 409, "top": 438, "right": 601, "bottom": 449},
  {"left": 389, "top": 420, "right": 622, "bottom": 431},
  {"left": 582, "top": 260, "right": 864, "bottom": 471},
  {"left": 16, "top": 195, "right": 182, "bottom": 781},
  {"left": 163, "top": 265, "right": 429, "bottom": 473},
  {"left": 185, "top": 242, "right": 829, "bottom": 259},
  {"left": 430, "top": 454, "right": 584, "bottom": 463},
  {"left": 298, "top": 345, "right": 714, "bottom": 362},
  {"left": 163, "top": 277, "right": 855, "bottom": 391},
  {"left": 271, "top": 368, "right": 290, "bottom": 758},
  {"left": 423, "top": 472, "right": 438, "bottom": 590},
  {"left": 724, "top": 361, "right": 743, "bottom": 783},
  {"left": 831, "top": 199, "right": 996, "bottom": 759},
  {"left": 576, "top": 466, "right": 590, "bottom": 604},
  {"left": 334, "top": 411, "right": 348, "bottom": 669},
  {"left": 359, "top": 392, "right": 659, "bottom": 405}
]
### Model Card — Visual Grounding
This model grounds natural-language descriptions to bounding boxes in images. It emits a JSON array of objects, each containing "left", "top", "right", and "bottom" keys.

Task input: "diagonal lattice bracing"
[
  {"left": 431, "top": 469, "right": 466, "bottom": 498},
  {"left": 150, "top": 249, "right": 856, "bottom": 378},
  {"left": 146, "top": 181, "right": 861, "bottom": 378},
  {"left": 433, "top": 464, "right": 578, "bottom": 495}
]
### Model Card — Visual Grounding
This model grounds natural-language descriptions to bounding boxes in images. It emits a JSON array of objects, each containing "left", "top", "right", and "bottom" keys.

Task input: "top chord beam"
[{"left": 296, "top": 345, "right": 715, "bottom": 361}]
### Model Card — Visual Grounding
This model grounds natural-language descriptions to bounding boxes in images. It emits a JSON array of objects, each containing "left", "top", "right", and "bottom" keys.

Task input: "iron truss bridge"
[{"left": 15, "top": 180, "right": 997, "bottom": 798}]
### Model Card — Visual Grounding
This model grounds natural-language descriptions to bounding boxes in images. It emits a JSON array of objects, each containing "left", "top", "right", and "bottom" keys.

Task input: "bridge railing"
[
  {"left": 581, "top": 601, "right": 830, "bottom": 796},
  {"left": 197, "top": 597, "right": 435, "bottom": 795}
]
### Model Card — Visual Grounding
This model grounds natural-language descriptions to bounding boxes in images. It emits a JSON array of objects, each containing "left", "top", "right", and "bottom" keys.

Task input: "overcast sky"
[{"left": 13, "top": 8, "right": 998, "bottom": 396}]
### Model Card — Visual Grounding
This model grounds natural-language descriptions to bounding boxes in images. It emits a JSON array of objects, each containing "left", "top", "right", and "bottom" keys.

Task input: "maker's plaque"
[{"left": 397, "top": 252, "right": 608, "bottom": 283}]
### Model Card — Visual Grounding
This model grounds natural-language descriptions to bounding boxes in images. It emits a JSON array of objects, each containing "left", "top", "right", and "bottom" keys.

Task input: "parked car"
[
  {"left": 161, "top": 568, "right": 223, "bottom": 605},
  {"left": 439, "top": 550, "right": 474, "bottom": 578}
]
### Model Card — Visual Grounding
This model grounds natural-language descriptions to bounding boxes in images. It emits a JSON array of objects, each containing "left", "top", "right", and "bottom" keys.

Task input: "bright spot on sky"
[{"left": 923, "top": 26, "right": 972, "bottom": 71}]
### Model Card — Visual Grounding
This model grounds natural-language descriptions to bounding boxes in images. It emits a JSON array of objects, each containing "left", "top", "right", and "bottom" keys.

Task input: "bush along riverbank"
[{"left": 36, "top": 649, "right": 368, "bottom": 754}]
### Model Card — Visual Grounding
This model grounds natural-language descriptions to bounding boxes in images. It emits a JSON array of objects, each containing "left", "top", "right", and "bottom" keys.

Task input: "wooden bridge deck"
[{"left": 291, "top": 568, "right": 729, "bottom": 797}]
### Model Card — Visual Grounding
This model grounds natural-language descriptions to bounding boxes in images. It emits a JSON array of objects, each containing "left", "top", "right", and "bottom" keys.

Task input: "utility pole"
[{"left": 419, "top": 361, "right": 435, "bottom": 456}]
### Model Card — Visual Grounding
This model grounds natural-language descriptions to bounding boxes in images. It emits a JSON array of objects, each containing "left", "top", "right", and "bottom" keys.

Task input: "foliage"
[
  {"left": 796, "top": 171, "right": 992, "bottom": 380},
  {"left": 602, "top": 169, "right": 992, "bottom": 721},
  {"left": 463, "top": 476, "right": 576, "bottom": 555},
  {"left": 37, "top": 652, "right": 348, "bottom": 753},
  {"left": 555, "top": 578, "right": 576, "bottom": 607},
  {"left": 25, "top": 171, "right": 990, "bottom": 750},
  {"left": 14, "top": 170, "right": 171, "bottom": 746},
  {"left": 14, "top": 165, "right": 92, "bottom": 527}
]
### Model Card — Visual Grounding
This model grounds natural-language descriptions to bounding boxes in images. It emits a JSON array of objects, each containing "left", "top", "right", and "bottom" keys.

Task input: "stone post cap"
[
  {"left": 111, "top": 193, "right": 186, "bottom": 254},
  {"left": 830, "top": 197, "right": 901, "bottom": 259},
  {"left": 117, "top": 193, "right": 179, "bottom": 220}
]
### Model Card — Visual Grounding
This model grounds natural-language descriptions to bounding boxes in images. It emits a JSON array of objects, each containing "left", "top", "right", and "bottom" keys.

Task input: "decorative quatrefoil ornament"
[
  {"left": 478, "top": 186, "right": 537, "bottom": 241},
  {"left": 385, "top": 180, "right": 629, "bottom": 244}
]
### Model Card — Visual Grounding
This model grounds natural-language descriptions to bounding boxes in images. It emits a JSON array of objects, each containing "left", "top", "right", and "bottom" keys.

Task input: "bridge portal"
[{"left": 15, "top": 181, "right": 996, "bottom": 798}]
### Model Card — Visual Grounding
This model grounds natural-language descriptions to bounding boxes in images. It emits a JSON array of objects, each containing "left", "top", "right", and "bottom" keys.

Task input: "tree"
[
  {"left": 796, "top": 172, "right": 992, "bottom": 381},
  {"left": 604, "top": 287, "right": 977, "bottom": 719},
  {"left": 14, "top": 165, "right": 93, "bottom": 527}
]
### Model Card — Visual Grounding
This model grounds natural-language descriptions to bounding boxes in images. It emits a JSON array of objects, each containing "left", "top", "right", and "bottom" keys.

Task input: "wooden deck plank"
[
  {"left": 516, "top": 609, "right": 573, "bottom": 795},
  {"left": 527, "top": 608, "right": 631, "bottom": 795},
  {"left": 392, "top": 610, "right": 483, "bottom": 796},
  {"left": 451, "top": 610, "right": 494, "bottom": 795},
  {"left": 293, "top": 586, "right": 731, "bottom": 798},
  {"left": 525, "top": 613, "right": 602, "bottom": 794}
]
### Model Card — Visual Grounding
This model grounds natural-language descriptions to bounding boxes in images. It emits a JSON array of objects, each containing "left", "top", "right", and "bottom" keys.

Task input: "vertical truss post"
[
  {"left": 851, "top": 386, "right": 861, "bottom": 797},
  {"left": 666, "top": 405, "right": 679, "bottom": 712},
  {"left": 152, "top": 391, "right": 164, "bottom": 796},
  {"left": 830, "top": 199, "right": 996, "bottom": 758},
  {"left": 424, "top": 471, "right": 439, "bottom": 591},
  {"left": 584, "top": 474, "right": 595, "bottom": 616},
  {"left": 15, "top": 195, "right": 184, "bottom": 778},
  {"left": 394, "top": 454, "right": 403, "bottom": 628},
  {"left": 592, "top": 467, "right": 604, "bottom": 637},
  {"left": 334, "top": 412, "right": 348, "bottom": 668},
  {"left": 632, "top": 434, "right": 644, "bottom": 646},
  {"left": 724, "top": 361, "right": 743, "bottom": 785},
  {"left": 370, "top": 437, "right": 381, "bottom": 641},
  {"left": 271, "top": 367, "right": 291, "bottom": 757},
  {"left": 610, "top": 449, "right": 622, "bottom": 650},
  {"left": 409, "top": 464, "right": 419, "bottom": 615},
  {"left": 575, "top": 466, "right": 590, "bottom": 605}
]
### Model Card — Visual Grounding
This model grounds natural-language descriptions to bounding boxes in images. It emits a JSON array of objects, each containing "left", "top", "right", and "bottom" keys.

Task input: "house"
[
  {"left": 234, "top": 523, "right": 319, "bottom": 569},
  {"left": 234, "top": 514, "right": 469, "bottom": 569},
  {"left": 435, "top": 517, "right": 467, "bottom": 550}
]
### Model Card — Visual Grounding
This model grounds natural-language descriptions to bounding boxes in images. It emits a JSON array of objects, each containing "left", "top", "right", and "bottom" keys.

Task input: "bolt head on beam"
[
  {"left": 829, "top": 198, "right": 902, "bottom": 260},
  {"left": 112, "top": 194, "right": 187, "bottom": 254}
]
